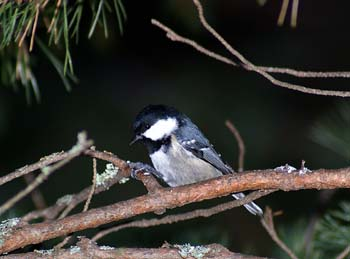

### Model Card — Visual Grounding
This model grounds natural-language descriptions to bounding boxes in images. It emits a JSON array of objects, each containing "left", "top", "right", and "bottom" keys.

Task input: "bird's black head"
[{"left": 130, "top": 105, "right": 183, "bottom": 145}]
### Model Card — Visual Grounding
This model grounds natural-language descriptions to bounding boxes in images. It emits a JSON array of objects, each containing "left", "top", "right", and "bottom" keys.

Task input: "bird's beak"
[{"left": 129, "top": 134, "right": 142, "bottom": 146}]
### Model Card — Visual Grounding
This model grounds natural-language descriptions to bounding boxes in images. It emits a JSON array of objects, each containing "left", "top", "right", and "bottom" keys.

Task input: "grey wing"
[
  {"left": 196, "top": 145, "right": 233, "bottom": 174},
  {"left": 175, "top": 122, "right": 233, "bottom": 175}
]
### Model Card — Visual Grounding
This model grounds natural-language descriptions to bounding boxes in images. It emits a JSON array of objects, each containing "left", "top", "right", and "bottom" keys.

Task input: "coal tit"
[{"left": 130, "top": 105, "right": 262, "bottom": 216}]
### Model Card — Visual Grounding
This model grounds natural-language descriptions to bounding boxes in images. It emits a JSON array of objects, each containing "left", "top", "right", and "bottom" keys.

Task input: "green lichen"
[
  {"left": 69, "top": 245, "right": 81, "bottom": 254},
  {"left": 174, "top": 244, "right": 211, "bottom": 259},
  {"left": 96, "top": 163, "right": 119, "bottom": 187},
  {"left": 34, "top": 249, "right": 54, "bottom": 255},
  {"left": 118, "top": 177, "right": 129, "bottom": 184},
  {"left": 0, "top": 218, "right": 20, "bottom": 247},
  {"left": 99, "top": 245, "right": 115, "bottom": 250}
]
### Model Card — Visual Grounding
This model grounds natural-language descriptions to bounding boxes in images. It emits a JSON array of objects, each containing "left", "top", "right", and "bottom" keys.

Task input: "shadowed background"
[{"left": 0, "top": 0, "right": 349, "bottom": 256}]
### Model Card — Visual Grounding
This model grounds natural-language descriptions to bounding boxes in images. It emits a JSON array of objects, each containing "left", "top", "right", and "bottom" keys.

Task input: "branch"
[
  {"left": 151, "top": 0, "right": 350, "bottom": 97},
  {"left": 23, "top": 173, "right": 47, "bottom": 210},
  {"left": 0, "top": 152, "right": 69, "bottom": 186},
  {"left": 226, "top": 120, "right": 246, "bottom": 172},
  {"left": 92, "top": 190, "right": 274, "bottom": 241},
  {"left": 2, "top": 238, "right": 270, "bottom": 259},
  {"left": 2, "top": 167, "right": 350, "bottom": 253},
  {"left": 0, "top": 132, "right": 93, "bottom": 216},
  {"left": 83, "top": 147, "right": 98, "bottom": 212},
  {"left": 21, "top": 150, "right": 131, "bottom": 222}
]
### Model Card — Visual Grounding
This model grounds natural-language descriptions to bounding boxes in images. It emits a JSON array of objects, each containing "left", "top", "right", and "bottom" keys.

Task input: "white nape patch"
[{"left": 143, "top": 117, "right": 178, "bottom": 141}]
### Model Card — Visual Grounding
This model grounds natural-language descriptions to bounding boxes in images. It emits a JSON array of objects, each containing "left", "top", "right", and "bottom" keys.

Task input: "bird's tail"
[{"left": 232, "top": 192, "right": 263, "bottom": 216}]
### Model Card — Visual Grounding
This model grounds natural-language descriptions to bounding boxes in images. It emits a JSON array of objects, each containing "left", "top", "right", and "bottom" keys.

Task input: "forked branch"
[{"left": 151, "top": 0, "right": 350, "bottom": 97}]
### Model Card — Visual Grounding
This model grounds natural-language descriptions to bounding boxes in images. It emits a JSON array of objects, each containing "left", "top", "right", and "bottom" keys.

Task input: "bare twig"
[
  {"left": 152, "top": 19, "right": 350, "bottom": 79},
  {"left": 92, "top": 190, "right": 274, "bottom": 241},
  {"left": 0, "top": 132, "right": 93, "bottom": 216},
  {"left": 0, "top": 152, "right": 69, "bottom": 187},
  {"left": 225, "top": 120, "right": 245, "bottom": 172},
  {"left": 335, "top": 245, "right": 350, "bottom": 259},
  {"left": 84, "top": 147, "right": 98, "bottom": 212},
  {"left": 55, "top": 148, "right": 100, "bottom": 249},
  {"left": 261, "top": 207, "right": 298, "bottom": 259},
  {"left": 290, "top": 0, "right": 299, "bottom": 27},
  {"left": 23, "top": 174, "right": 47, "bottom": 210},
  {"left": 151, "top": 0, "right": 350, "bottom": 97},
  {"left": 194, "top": 0, "right": 350, "bottom": 97},
  {"left": 22, "top": 150, "right": 131, "bottom": 223},
  {"left": 2, "top": 238, "right": 270, "bottom": 259},
  {"left": 2, "top": 167, "right": 350, "bottom": 253},
  {"left": 58, "top": 200, "right": 78, "bottom": 219},
  {"left": 257, "top": 67, "right": 350, "bottom": 78},
  {"left": 277, "top": 0, "right": 290, "bottom": 26}
]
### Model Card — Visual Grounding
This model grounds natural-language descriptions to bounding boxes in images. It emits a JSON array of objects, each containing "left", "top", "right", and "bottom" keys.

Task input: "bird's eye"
[{"left": 145, "top": 124, "right": 150, "bottom": 129}]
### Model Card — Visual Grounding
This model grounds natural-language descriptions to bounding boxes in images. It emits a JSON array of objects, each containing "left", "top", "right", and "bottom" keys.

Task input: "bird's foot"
[{"left": 128, "top": 162, "right": 157, "bottom": 179}]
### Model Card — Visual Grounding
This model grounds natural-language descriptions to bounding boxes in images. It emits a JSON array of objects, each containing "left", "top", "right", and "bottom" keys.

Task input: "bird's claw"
[{"left": 129, "top": 162, "right": 157, "bottom": 179}]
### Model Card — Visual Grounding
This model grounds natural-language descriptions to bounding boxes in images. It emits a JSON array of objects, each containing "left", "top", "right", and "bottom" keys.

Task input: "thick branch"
[
  {"left": 2, "top": 238, "right": 270, "bottom": 259},
  {"left": 1, "top": 167, "right": 350, "bottom": 253}
]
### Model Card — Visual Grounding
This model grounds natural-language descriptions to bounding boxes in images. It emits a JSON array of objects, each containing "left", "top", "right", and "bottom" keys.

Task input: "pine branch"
[{"left": 0, "top": 0, "right": 126, "bottom": 101}]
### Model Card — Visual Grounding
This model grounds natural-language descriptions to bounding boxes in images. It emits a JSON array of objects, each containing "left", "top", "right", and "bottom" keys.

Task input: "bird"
[{"left": 130, "top": 104, "right": 263, "bottom": 216}]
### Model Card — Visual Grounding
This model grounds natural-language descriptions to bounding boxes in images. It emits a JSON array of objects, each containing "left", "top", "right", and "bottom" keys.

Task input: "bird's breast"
[{"left": 149, "top": 136, "right": 222, "bottom": 187}]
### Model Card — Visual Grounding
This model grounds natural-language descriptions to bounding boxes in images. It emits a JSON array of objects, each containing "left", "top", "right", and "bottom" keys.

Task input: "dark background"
[{"left": 1, "top": 0, "right": 349, "bottom": 256}]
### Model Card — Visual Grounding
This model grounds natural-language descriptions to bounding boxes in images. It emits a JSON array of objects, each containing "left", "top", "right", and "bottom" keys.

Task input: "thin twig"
[
  {"left": 0, "top": 132, "right": 93, "bottom": 216},
  {"left": 225, "top": 120, "right": 245, "bottom": 172},
  {"left": 192, "top": 0, "right": 350, "bottom": 97},
  {"left": 151, "top": 0, "right": 350, "bottom": 97},
  {"left": 21, "top": 150, "right": 131, "bottom": 223},
  {"left": 290, "top": 0, "right": 299, "bottom": 28},
  {"left": 56, "top": 149, "right": 130, "bottom": 219},
  {"left": 49, "top": 147, "right": 98, "bottom": 250},
  {"left": 277, "top": 0, "right": 289, "bottom": 26},
  {"left": 260, "top": 207, "right": 298, "bottom": 259},
  {"left": 335, "top": 245, "right": 350, "bottom": 259},
  {"left": 23, "top": 174, "right": 47, "bottom": 210},
  {"left": 92, "top": 190, "right": 275, "bottom": 241},
  {"left": 58, "top": 201, "right": 77, "bottom": 219},
  {"left": 257, "top": 67, "right": 350, "bottom": 78},
  {"left": 0, "top": 152, "right": 69, "bottom": 186},
  {"left": 84, "top": 147, "right": 98, "bottom": 212},
  {"left": 151, "top": 19, "right": 350, "bottom": 79},
  {"left": 55, "top": 147, "right": 102, "bottom": 250}
]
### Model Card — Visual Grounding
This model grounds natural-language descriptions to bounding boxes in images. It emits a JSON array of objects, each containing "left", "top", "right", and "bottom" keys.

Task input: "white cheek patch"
[{"left": 143, "top": 118, "right": 178, "bottom": 141}]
